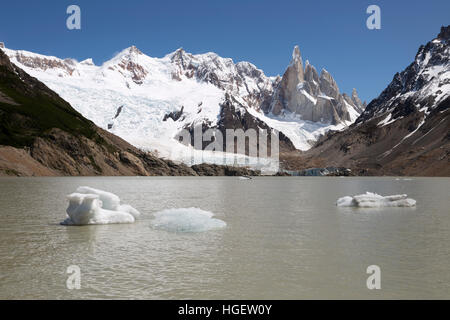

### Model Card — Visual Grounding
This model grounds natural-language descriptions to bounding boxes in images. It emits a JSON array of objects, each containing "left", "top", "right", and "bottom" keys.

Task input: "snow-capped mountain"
[
  {"left": 265, "top": 46, "right": 365, "bottom": 124},
  {"left": 296, "top": 26, "right": 450, "bottom": 176},
  {"left": 0, "top": 48, "right": 199, "bottom": 176},
  {"left": 2, "top": 43, "right": 365, "bottom": 164},
  {"left": 358, "top": 26, "right": 450, "bottom": 126}
]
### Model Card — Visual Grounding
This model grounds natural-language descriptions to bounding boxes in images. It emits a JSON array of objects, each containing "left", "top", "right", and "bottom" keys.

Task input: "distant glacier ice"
[{"left": 337, "top": 192, "right": 416, "bottom": 208}]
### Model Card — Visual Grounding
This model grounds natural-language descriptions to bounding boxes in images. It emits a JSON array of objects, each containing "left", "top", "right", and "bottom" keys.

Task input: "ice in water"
[
  {"left": 150, "top": 207, "right": 227, "bottom": 232},
  {"left": 61, "top": 186, "right": 140, "bottom": 225},
  {"left": 76, "top": 186, "right": 140, "bottom": 218},
  {"left": 337, "top": 192, "right": 416, "bottom": 208}
]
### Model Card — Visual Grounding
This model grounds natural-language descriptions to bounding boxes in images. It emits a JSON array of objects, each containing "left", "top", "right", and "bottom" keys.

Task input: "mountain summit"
[
  {"left": 267, "top": 46, "right": 365, "bottom": 125},
  {"left": 296, "top": 26, "right": 450, "bottom": 176}
]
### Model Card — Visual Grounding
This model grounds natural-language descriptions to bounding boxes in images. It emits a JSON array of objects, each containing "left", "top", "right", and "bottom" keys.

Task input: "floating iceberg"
[
  {"left": 61, "top": 186, "right": 140, "bottom": 225},
  {"left": 76, "top": 186, "right": 140, "bottom": 218},
  {"left": 337, "top": 192, "right": 416, "bottom": 208},
  {"left": 150, "top": 208, "right": 227, "bottom": 233}
]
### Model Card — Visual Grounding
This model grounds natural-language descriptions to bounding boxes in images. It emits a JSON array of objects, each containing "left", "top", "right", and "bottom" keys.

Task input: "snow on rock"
[
  {"left": 357, "top": 26, "right": 450, "bottom": 125},
  {"left": 2, "top": 45, "right": 363, "bottom": 164},
  {"left": 61, "top": 187, "right": 140, "bottom": 225},
  {"left": 336, "top": 192, "right": 416, "bottom": 208},
  {"left": 150, "top": 208, "right": 226, "bottom": 232}
]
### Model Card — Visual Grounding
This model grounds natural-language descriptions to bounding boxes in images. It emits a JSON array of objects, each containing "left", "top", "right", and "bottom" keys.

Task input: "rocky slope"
[
  {"left": 292, "top": 26, "right": 450, "bottom": 176},
  {"left": 0, "top": 48, "right": 213, "bottom": 176}
]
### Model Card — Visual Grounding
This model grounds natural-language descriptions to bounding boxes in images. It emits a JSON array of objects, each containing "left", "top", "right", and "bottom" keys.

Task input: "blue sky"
[{"left": 0, "top": 0, "right": 449, "bottom": 102}]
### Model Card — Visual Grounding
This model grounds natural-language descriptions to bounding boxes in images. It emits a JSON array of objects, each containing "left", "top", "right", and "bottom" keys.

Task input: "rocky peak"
[
  {"left": 113, "top": 46, "right": 144, "bottom": 64},
  {"left": 319, "top": 69, "right": 340, "bottom": 99},
  {"left": 128, "top": 45, "right": 142, "bottom": 55},
  {"left": 168, "top": 48, "right": 274, "bottom": 109},
  {"left": 172, "top": 47, "right": 186, "bottom": 57},
  {"left": 109, "top": 46, "right": 148, "bottom": 84},
  {"left": 351, "top": 88, "right": 365, "bottom": 113},
  {"left": 80, "top": 58, "right": 94, "bottom": 66},
  {"left": 0, "top": 42, "right": 4, "bottom": 49},
  {"left": 170, "top": 47, "right": 193, "bottom": 71},
  {"left": 438, "top": 25, "right": 450, "bottom": 41},
  {"left": 358, "top": 25, "right": 449, "bottom": 124},
  {"left": 289, "top": 45, "right": 304, "bottom": 81},
  {"left": 268, "top": 47, "right": 363, "bottom": 125},
  {"left": 304, "top": 60, "right": 319, "bottom": 84}
]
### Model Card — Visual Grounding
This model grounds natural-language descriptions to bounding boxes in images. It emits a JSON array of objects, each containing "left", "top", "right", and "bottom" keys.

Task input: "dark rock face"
[
  {"left": 438, "top": 25, "right": 450, "bottom": 41},
  {"left": 358, "top": 25, "right": 450, "bottom": 124},
  {"left": 9, "top": 51, "right": 76, "bottom": 76},
  {"left": 108, "top": 106, "right": 124, "bottom": 129},
  {"left": 163, "top": 106, "right": 184, "bottom": 122},
  {"left": 183, "top": 94, "right": 296, "bottom": 155}
]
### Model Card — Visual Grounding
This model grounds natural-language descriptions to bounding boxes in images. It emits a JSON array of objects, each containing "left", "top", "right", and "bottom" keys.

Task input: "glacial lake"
[{"left": 0, "top": 177, "right": 449, "bottom": 299}]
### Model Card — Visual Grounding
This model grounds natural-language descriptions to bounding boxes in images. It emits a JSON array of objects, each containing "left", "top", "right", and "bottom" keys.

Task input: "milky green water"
[{"left": 0, "top": 177, "right": 449, "bottom": 299}]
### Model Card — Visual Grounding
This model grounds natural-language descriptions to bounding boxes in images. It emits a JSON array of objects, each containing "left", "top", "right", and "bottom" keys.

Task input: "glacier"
[
  {"left": 150, "top": 208, "right": 227, "bottom": 232},
  {"left": 336, "top": 192, "right": 416, "bottom": 208},
  {"left": 61, "top": 187, "right": 140, "bottom": 225},
  {"left": 2, "top": 45, "right": 364, "bottom": 167}
]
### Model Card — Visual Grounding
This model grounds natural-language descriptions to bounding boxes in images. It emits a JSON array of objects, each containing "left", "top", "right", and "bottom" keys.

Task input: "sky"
[{"left": 0, "top": 0, "right": 449, "bottom": 103}]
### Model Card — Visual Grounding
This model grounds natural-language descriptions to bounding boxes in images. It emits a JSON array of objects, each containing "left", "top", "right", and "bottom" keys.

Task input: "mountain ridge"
[
  {"left": 289, "top": 26, "right": 450, "bottom": 176},
  {"left": 0, "top": 48, "right": 260, "bottom": 176},
  {"left": 1, "top": 43, "right": 364, "bottom": 165}
]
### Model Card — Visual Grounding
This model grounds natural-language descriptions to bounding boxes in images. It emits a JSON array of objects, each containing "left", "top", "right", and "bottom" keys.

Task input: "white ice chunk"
[
  {"left": 336, "top": 196, "right": 354, "bottom": 207},
  {"left": 150, "top": 208, "right": 227, "bottom": 232},
  {"left": 117, "top": 204, "right": 141, "bottom": 218},
  {"left": 337, "top": 192, "right": 416, "bottom": 208},
  {"left": 76, "top": 186, "right": 140, "bottom": 218},
  {"left": 62, "top": 193, "right": 135, "bottom": 225}
]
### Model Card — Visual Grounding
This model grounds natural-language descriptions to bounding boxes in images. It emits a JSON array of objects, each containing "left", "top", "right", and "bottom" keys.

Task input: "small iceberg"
[
  {"left": 150, "top": 208, "right": 227, "bottom": 233},
  {"left": 61, "top": 186, "right": 140, "bottom": 225},
  {"left": 337, "top": 192, "right": 416, "bottom": 208}
]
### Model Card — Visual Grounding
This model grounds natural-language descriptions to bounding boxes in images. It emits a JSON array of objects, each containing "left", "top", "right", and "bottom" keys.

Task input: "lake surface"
[{"left": 0, "top": 177, "right": 449, "bottom": 299}]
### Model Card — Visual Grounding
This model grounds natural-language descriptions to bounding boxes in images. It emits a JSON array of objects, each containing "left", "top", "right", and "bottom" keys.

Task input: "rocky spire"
[
  {"left": 304, "top": 60, "right": 319, "bottom": 83},
  {"left": 319, "top": 69, "right": 340, "bottom": 99},
  {"left": 269, "top": 46, "right": 364, "bottom": 124},
  {"left": 437, "top": 25, "right": 450, "bottom": 41},
  {"left": 351, "top": 88, "right": 365, "bottom": 113},
  {"left": 290, "top": 45, "right": 304, "bottom": 81}
]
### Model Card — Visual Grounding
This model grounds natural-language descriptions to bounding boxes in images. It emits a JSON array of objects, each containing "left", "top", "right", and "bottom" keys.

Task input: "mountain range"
[
  {"left": 0, "top": 48, "right": 256, "bottom": 176},
  {"left": 0, "top": 41, "right": 364, "bottom": 161},
  {"left": 0, "top": 25, "right": 448, "bottom": 176}
]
